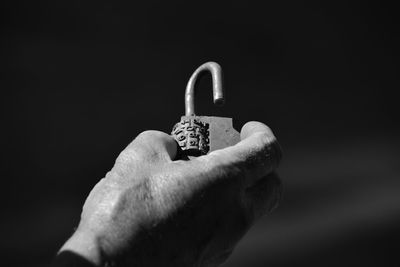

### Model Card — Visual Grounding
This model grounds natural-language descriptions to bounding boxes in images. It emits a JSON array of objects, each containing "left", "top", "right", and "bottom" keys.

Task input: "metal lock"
[{"left": 172, "top": 62, "right": 240, "bottom": 158}]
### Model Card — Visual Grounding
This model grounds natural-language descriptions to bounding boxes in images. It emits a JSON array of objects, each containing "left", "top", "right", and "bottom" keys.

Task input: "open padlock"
[{"left": 171, "top": 62, "right": 240, "bottom": 158}]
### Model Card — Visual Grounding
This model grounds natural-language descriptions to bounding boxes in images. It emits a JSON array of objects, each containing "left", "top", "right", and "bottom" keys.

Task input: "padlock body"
[
  {"left": 172, "top": 116, "right": 240, "bottom": 157},
  {"left": 171, "top": 116, "right": 210, "bottom": 156}
]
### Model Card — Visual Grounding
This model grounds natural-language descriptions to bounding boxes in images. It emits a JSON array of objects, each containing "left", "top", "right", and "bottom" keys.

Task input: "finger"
[
  {"left": 240, "top": 121, "right": 275, "bottom": 140},
  {"left": 118, "top": 130, "right": 178, "bottom": 164},
  {"left": 195, "top": 121, "right": 282, "bottom": 186},
  {"left": 244, "top": 172, "right": 282, "bottom": 220}
]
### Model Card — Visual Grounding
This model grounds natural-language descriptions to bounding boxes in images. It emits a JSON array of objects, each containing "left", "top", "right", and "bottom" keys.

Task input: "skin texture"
[{"left": 60, "top": 121, "right": 282, "bottom": 267}]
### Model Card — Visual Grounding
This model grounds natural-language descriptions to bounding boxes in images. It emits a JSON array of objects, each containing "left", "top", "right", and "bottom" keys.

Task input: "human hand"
[{"left": 60, "top": 121, "right": 282, "bottom": 267}]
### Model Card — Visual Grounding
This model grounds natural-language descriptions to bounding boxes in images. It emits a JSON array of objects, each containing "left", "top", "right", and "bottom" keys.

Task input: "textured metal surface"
[
  {"left": 190, "top": 116, "right": 239, "bottom": 152},
  {"left": 172, "top": 115, "right": 240, "bottom": 157},
  {"left": 171, "top": 117, "right": 210, "bottom": 156}
]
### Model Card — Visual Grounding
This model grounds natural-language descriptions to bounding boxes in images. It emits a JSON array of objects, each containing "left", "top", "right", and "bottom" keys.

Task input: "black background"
[{"left": 1, "top": 1, "right": 399, "bottom": 266}]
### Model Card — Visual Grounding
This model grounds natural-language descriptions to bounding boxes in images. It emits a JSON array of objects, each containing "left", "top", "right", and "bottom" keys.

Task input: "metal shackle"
[{"left": 185, "top": 62, "right": 225, "bottom": 116}]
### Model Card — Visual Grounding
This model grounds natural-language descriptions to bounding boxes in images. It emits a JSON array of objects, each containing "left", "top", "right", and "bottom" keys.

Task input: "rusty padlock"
[{"left": 171, "top": 62, "right": 240, "bottom": 158}]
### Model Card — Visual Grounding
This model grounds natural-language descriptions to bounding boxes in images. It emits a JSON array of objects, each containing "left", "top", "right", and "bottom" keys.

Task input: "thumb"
[{"left": 197, "top": 121, "right": 282, "bottom": 187}]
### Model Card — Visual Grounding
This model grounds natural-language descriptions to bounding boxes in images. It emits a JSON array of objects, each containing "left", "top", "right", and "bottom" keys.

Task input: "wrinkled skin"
[{"left": 60, "top": 121, "right": 282, "bottom": 267}]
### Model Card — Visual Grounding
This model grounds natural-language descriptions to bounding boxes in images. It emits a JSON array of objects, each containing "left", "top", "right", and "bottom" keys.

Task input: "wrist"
[{"left": 59, "top": 229, "right": 104, "bottom": 266}]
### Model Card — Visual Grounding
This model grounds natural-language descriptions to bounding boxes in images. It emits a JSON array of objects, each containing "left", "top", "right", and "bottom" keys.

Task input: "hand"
[{"left": 60, "top": 121, "right": 282, "bottom": 267}]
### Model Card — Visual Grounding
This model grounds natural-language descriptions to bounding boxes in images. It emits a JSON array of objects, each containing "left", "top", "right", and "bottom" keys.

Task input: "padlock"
[{"left": 171, "top": 62, "right": 240, "bottom": 158}]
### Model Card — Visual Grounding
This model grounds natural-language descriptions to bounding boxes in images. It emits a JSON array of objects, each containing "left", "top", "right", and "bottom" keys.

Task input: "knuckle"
[
  {"left": 115, "top": 148, "right": 138, "bottom": 165},
  {"left": 254, "top": 130, "right": 275, "bottom": 148},
  {"left": 254, "top": 131, "right": 282, "bottom": 167},
  {"left": 136, "top": 130, "right": 173, "bottom": 149},
  {"left": 137, "top": 130, "right": 164, "bottom": 140}
]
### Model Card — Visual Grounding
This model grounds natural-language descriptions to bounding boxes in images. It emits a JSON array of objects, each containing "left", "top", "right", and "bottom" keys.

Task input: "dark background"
[{"left": 1, "top": 1, "right": 399, "bottom": 266}]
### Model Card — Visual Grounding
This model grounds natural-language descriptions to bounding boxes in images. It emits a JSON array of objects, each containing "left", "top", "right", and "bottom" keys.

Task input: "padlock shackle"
[{"left": 185, "top": 62, "right": 224, "bottom": 116}]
